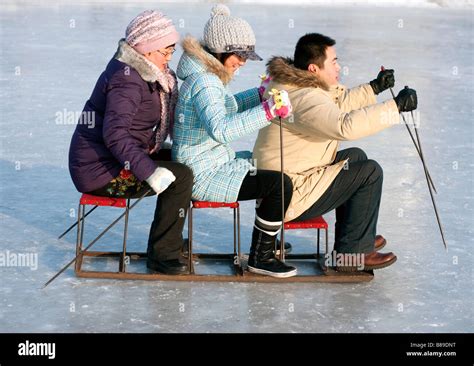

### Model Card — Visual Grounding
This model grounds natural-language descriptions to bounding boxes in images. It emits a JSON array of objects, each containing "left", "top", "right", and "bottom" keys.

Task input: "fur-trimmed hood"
[
  {"left": 266, "top": 56, "right": 329, "bottom": 91},
  {"left": 114, "top": 39, "right": 175, "bottom": 92},
  {"left": 177, "top": 36, "right": 233, "bottom": 85}
]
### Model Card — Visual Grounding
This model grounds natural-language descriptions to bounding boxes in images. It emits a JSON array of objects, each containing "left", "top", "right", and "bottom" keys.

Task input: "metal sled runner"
[{"left": 60, "top": 194, "right": 373, "bottom": 283}]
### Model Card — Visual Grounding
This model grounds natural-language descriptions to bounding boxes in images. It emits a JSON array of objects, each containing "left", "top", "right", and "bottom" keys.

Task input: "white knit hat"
[
  {"left": 126, "top": 10, "right": 180, "bottom": 54},
  {"left": 203, "top": 4, "right": 262, "bottom": 61}
]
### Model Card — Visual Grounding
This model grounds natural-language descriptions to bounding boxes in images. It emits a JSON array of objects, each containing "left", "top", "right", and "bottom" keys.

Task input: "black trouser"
[
  {"left": 237, "top": 170, "right": 293, "bottom": 226},
  {"left": 88, "top": 149, "right": 193, "bottom": 261},
  {"left": 295, "top": 148, "right": 383, "bottom": 254}
]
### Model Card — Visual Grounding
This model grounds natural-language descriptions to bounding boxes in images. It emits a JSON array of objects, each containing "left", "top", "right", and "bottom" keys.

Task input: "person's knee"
[
  {"left": 283, "top": 173, "right": 293, "bottom": 194},
  {"left": 365, "top": 159, "right": 383, "bottom": 183},
  {"left": 170, "top": 163, "right": 194, "bottom": 186},
  {"left": 348, "top": 147, "right": 368, "bottom": 162},
  {"left": 180, "top": 165, "right": 194, "bottom": 185}
]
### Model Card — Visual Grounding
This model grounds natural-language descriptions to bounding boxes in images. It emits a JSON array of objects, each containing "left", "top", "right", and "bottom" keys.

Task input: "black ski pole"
[
  {"left": 409, "top": 108, "right": 448, "bottom": 250},
  {"left": 381, "top": 66, "right": 437, "bottom": 193},
  {"left": 383, "top": 67, "right": 447, "bottom": 250},
  {"left": 42, "top": 188, "right": 153, "bottom": 288},
  {"left": 279, "top": 115, "right": 285, "bottom": 261},
  {"left": 57, "top": 205, "right": 98, "bottom": 240}
]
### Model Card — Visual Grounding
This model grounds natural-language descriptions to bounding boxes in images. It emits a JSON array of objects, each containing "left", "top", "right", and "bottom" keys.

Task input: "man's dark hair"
[{"left": 293, "top": 33, "right": 336, "bottom": 70}]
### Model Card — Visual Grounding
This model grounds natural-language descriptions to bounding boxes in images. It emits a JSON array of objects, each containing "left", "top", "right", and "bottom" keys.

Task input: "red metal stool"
[
  {"left": 187, "top": 201, "right": 241, "bottom": 274},
  {"left": 58, "top": 192, "right": 151, "bottom": 276},
  {"left": 73, "top": 194, "right": 132, "bottom": 274},
  {"left": 284, "top": 216, "right": 329, "bottom": 259},
  {"left": 54, "top": 189, "right": 154, "bottom": 282}
]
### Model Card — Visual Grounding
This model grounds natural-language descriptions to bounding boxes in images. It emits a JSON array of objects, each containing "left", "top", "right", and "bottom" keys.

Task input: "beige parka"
[{"left": 253, "top": 57, "right": 400, "bottom": 221}]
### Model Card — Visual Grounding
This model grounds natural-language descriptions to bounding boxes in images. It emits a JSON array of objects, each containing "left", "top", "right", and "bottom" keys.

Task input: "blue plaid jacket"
[{"left": 172, "top": 45, "right": 270, "bottom": 202}]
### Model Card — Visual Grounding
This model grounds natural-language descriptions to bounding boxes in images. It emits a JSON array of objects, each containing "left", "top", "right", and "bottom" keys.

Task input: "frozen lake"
[{"left": 0, "top": 0, "right": 472, "bottom": 333}]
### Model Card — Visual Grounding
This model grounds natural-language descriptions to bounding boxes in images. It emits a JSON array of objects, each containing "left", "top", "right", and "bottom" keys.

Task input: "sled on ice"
[{"left": 53, "top": 194, "right": 374, "bottom": 285}]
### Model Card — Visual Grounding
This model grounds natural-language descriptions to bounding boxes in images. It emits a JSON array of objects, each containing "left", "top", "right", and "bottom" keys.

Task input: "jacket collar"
[
  {"left": 266, "top": 56, "right": 329, "bottom": 91},
  {"left": 180, "top": 36, "right": 233, "bottom": 85},
  {"left": 114, "top": 39, "right": 170, "bottom": 90}
]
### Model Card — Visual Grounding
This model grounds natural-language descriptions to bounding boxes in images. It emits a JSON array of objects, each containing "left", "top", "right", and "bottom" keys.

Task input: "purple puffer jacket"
[{"left": 69, "top": 40, "right": 174, "bottom": 193}]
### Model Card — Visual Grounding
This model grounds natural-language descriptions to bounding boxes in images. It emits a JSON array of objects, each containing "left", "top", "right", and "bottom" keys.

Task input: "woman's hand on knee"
[{"left": 146, "top": 167, "right": 176, "bottom": 194}]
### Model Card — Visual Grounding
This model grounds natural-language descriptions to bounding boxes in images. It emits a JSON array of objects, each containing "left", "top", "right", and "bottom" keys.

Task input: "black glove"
[
  {"left": 394, "top": 86, "right": 418, "bottom": 112},
  {"left": 370, "top": 69, "right": 395, "bottom": 95}
]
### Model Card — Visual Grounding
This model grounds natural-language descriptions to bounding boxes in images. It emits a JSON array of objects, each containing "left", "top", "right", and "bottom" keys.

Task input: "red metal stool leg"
[
  {"left": 119, "top": 199, "right": 131, "bottom": 272},
  {"left": 75, "top": 202, "right": 85, "bottom": 273},
  {"left": 322, "top": 227, "right": 329, "bottom": 272},
  {"left": 233, "top": 207, "right": 237, "bottom": 257},
  {"left": 325, "top": 227, "right": 329, "bottom": 256},
  {"left": 232, "top": 206, "right": 243, "bottom": 273},
  {"left": 237, "top": 205, "right": 241, "bottom": 263},
  {"left": 188, "top": 204, "right": 194, "bottom": 274},
  {"left": 317, "top": 228, "right": 320, "bottom": 258}
]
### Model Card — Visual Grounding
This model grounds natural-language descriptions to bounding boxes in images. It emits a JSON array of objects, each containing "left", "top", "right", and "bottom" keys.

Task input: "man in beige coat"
[{"left": 253, "top": 33, "right": 418, "bottom": 271}]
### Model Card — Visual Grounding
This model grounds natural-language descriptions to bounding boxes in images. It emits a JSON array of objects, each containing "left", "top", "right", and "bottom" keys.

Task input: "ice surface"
[{"left": 0, "top": 1, "right": 472, "bottom": 332}]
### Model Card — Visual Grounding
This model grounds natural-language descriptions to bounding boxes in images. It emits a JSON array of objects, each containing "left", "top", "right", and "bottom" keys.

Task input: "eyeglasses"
[{"left": 157, "top": 48, "right": 176, "bottom": 58}]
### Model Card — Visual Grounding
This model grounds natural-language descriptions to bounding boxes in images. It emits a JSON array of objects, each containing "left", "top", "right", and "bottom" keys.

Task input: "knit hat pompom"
[{"left": 211, "top": 4, "right": 231, "bottom": 17}]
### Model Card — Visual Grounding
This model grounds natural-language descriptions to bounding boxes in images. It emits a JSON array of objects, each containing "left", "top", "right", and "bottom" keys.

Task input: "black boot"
[
  {"left": 147, "top": 257, "right": 189, "bottom": 275},
  {"left": 248, "top": 229, "right": 297, "bottom": 278}
]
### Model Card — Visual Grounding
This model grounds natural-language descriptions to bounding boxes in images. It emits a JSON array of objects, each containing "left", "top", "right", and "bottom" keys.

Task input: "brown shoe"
[
  {"left": 363, "top": 251, "right": 397, "bottom": 270},
  {"left": 375, "top": 235, "right": 387, "bottom": 251},
  {"left": 335, "top": 251, "right": 397, "bottom": 272}
]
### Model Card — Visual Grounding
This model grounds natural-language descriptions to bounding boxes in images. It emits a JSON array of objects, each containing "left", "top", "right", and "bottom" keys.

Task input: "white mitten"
[{"left": 146, "top": 167, "right": 176, "bottom": 195}]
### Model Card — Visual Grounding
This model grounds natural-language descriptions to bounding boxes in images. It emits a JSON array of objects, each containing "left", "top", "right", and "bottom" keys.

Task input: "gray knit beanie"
[{"left": 203, "top": 4, "right": 262, "bottom": 61}]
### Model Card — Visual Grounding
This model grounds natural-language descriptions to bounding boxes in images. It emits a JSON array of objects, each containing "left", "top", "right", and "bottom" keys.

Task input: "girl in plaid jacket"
[{"left": 172, "top": 5, "right": 296, "bottom": 278}]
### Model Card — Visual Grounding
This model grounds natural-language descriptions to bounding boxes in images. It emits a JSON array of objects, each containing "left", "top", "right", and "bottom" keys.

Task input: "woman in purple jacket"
[{"left": 68, "top": 10, "right": 192, "bottom": 275}]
